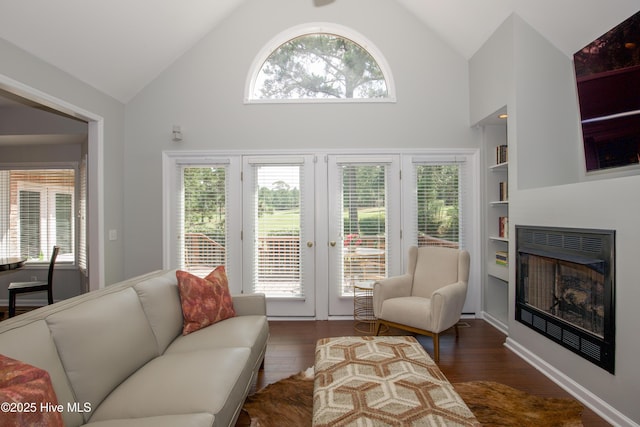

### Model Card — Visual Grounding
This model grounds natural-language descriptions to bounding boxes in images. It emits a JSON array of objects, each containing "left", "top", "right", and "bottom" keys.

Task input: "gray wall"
[
  {"left": 123, "top": 0, "right": 475, "bottom": 277},
  {"left": 0, "top": 36, "right": 126, "bottom": 288},
  {"left": 471, "top": 15, "right": 640, "bottom": 425}
]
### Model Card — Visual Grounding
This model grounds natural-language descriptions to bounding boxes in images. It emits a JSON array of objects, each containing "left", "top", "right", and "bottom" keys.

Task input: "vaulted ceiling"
[{"left": 0, "top": 0, "right": 637, "bottom": 103}]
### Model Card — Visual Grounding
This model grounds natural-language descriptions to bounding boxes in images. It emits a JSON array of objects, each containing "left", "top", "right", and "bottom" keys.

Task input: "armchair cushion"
[{"left": 377, "top": 296, "right": 431, "bottom": 331}]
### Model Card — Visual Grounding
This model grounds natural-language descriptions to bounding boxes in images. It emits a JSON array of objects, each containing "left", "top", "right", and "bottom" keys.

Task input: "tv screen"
[{"left": 573, "top": 11, "right": 640, "bottom": 172}]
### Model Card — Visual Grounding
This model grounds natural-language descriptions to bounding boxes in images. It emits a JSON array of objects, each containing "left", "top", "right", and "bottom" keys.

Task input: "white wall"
[
  {"left": 510, "top": 178, "right": 640, "bottom": 425},
  {"left": 468, "top": 15, "right": 513, "bottom": 127},
  {"left": 471, "top": 14, "right": 640, "bottom": 425},
  {"left": 0, "top": 37, "right": 126, "bottom": 287},
  {"left": 124, "top": 0, "right": 475, "bottom": 277},
  {"left": 512, "top": 16, "right": 581, "bottom": 190}
]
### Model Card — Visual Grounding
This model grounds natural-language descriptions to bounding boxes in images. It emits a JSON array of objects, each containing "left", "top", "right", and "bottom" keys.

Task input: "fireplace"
[{"left": 516, "top": 226, "right": 615, "bottom": 374}]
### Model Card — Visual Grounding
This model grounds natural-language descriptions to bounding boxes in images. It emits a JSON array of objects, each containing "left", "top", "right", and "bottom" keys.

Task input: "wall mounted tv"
[{"left": 573, "top": 11, "right": 640, "bottom": 173}]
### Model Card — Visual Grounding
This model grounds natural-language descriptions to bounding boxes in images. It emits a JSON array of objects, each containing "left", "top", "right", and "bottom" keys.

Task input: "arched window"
[{"left": 246, "top": 23, "right": 396, "bottom": 103}]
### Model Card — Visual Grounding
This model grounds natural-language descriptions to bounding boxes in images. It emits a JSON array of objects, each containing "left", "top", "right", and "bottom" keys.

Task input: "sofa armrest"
[{"left": 232, "top": 293, "right": 266, "bottom": 316}]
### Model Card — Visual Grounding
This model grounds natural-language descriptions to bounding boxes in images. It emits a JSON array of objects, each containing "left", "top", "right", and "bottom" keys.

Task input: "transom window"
[{"left": 246, "top": 23, "right": 395, "bottom": 103}]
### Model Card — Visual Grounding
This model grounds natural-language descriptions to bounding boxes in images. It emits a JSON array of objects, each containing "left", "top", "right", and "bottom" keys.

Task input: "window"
[
  {"left": 337, "top": 163, "right": 388, "bottom": 294},
  {"left": 246, "top": 23, "right": 395, "bottom": 103},
  {"left": 247, "top": 162, "right": 305, "bottom": 297},
  {"left": 0, "top": 168, "right": 77, "bottom": 263},
  {"left": 177, "top": 163, "right": 229, "bottom": 276},
  {"left": 406, "top": 157, "right": 469, "bottom": 249}
]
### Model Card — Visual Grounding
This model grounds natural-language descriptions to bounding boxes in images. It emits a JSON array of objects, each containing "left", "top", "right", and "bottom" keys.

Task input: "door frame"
[{"left": 0, "top": 73, "right": 104, "bottom": 290}]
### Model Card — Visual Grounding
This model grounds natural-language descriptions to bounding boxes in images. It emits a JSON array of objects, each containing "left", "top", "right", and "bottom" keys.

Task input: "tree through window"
[{"left": 248, "top": 26, "right": 394, "bottom": 102}]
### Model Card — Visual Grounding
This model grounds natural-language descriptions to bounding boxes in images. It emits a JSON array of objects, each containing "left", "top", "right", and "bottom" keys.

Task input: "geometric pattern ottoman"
[{"left": 313, "top": 336, "right": 479, "bottom": 426}]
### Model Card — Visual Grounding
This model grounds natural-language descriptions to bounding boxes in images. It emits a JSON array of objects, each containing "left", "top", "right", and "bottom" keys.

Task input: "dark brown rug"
[
  {"left": 241, "top": 369, "right": 584, "bottom": 426},
  {"left": 452, "top": 380, "right": 583, "bottom": 427}
]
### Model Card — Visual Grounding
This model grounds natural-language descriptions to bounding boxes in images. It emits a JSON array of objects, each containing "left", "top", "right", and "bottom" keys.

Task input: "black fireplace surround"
[{"left": 516, "top": 225, "right": 615, "bottom": 374}]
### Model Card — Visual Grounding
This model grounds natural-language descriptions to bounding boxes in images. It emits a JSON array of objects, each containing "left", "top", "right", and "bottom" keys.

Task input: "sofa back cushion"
[
  {"left": 0, "top": 320, "right": 84, "bottom": 427},
  {"left": 134, "top": 269, "right": 183, "bottom": 353},
  {"left": 46, "top": 287, "right": 159, "bottom": 421}
]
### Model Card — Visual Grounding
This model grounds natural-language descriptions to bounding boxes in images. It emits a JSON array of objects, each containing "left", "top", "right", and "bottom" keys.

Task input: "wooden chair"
[
  {"left": 373, "top": 245, "right": 470, "bottom": 362},
  {"left": 8, "top": 246, "right": 60, "bottom": 317}
]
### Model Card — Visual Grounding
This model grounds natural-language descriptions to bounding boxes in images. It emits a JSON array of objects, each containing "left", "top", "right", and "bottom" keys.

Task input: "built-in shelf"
[
  {"left": 489, "top": 162, "right": 508, "bottom": 171},
  {"left": 487, "top": 263, "right": 509, "bottom": 281},
  {"left": 481, "top": 109, "right": 509, "bottom": 331}
]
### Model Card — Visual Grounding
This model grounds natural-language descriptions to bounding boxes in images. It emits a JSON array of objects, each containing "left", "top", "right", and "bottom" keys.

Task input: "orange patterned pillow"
[{"left": 176, "top": 266, "right": 236, "bottom": 335}]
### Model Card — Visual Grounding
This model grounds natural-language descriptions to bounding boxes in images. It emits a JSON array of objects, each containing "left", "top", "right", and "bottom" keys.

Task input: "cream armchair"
[{"left": 373, "top": 245, "right": 470, "bottom": 362}]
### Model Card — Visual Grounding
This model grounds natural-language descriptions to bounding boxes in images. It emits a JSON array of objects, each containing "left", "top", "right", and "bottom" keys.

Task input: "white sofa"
[{"left": 0, "top": 269, "right": 269, "bottom": 427}]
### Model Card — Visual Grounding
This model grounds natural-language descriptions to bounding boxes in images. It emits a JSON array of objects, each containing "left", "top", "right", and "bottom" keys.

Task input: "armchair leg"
[
  {"left": 374, "top": 320, "right": 383, "bottom": 336},
  {"left": 433, "top": 333, "right": 440, "bottom": 363}
]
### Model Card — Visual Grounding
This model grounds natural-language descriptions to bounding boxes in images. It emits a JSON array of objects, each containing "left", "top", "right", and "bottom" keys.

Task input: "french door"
[
  {"left": 326, "top": 155, "right": 401, "bottom": 316},
  {"left": 242, "top": 156, "right": 316, "bottom": 317},
  {"left": 164, "top": 150, "right": 478, "bottom": 318}
]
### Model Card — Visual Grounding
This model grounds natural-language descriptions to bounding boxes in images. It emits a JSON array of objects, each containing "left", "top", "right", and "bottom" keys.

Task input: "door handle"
[
  {"left": 330, "top": 241, "right": 336, "bottom": 247},
  {"left": 307, "top": 241, "right": 314, "bottom": 248}
]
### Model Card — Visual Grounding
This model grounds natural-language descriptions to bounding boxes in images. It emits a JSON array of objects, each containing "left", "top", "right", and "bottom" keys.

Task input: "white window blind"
[
  {"left": 412, "top": 159, "right": 466, "bottom": 249},
  {"left": 337, "top": 163, "right": 388, "bottom": 296},
  {"left": 177, "top": 163, "right": 229, "bottom": 277},
  {"left": 0, "top": 171, "right": 9, "bottom": 258},
  {"left": 0, "top": 168, "right": 75, "bottom": 262},
  {"left": 248, "top": 163, "right": 304, "bottom": 297},
  {"left": 78, "top": 155, "right": 88, "bottom": 272}
]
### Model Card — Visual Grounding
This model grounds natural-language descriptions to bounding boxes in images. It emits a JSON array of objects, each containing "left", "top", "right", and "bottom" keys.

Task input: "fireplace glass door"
[{"left": 519, "top": 251, "right": 605, "bottom": 339}]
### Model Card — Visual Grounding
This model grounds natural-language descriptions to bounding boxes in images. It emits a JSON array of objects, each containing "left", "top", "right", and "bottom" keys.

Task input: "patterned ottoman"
[{"left": 313, "top": 336, "right": 479, "bottom": 426}]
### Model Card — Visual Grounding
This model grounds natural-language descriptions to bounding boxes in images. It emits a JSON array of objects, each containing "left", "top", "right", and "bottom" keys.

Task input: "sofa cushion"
[
  {"left": 88, "top": 348, "right": 251, "bottom": 427},
  {"left": 82, "top": 413, "right": 214, "bottom": 427},
  {"left": 166, "top": 315, "right": 268, "bottom": 372},
  {"left": 177, "top": 268, "right": 236, "bottom": 335},
  {"left": 134, "top": 269, "right": 183, "bottom": 353},
  {"left": 46, "top": 288, "right": 159, "bottom": 422}
]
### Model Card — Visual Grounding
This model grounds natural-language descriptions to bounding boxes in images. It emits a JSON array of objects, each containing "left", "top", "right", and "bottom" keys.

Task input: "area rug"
[{"left": 241, "top": 368, "right": 584, "bottom": 426}]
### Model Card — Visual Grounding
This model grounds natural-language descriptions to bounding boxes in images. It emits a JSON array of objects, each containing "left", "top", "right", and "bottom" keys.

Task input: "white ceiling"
[{"left": 0, "top": 0, "right": 637, "bottom": 103}]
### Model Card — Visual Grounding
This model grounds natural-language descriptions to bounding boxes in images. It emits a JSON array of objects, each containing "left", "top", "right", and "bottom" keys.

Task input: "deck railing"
[{"left": 184, "top": 233, "right": 458, "bottom": 282}]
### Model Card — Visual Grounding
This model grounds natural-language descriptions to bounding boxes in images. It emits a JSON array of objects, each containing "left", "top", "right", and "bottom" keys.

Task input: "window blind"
[
  {"left": 412, "top": 160, "right": 466, "bottom": 249},
  {"left": 0, "top": 171, "right": 10, "bottom": 258},
  {"left": 78, "top": 155, "right": 88, "bottom": 272},
  {"left": 0, "top": 169, "right": 75, "bottom": 262},
  {"left": 337, "top": 163, "right": 388, "bottom": 296},
  {"left": 177, "top": 164, "right": 229, "bottom": 277},
  {"left": 249, "top": 163, "right": 304, "bottom": 298}
]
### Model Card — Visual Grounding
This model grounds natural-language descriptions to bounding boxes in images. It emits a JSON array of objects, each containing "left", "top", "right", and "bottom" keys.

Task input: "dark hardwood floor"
[
  {"left": 239, "top": 319, "right": 608, "bottom": 426},
  {"left": 1, "top": 310, "right": 608, "bottom": 425}
]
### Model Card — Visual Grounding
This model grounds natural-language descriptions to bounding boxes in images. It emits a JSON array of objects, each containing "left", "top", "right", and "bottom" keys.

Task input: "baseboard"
[
  {"left": 505, "top": 337, "right": 639, "bottom": 427},
  {"left": 0, "top": 298, "right": 49, "bottom": 307},
  {"left": 479, "top": 311, "right": 508, "bottom": 336}
]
